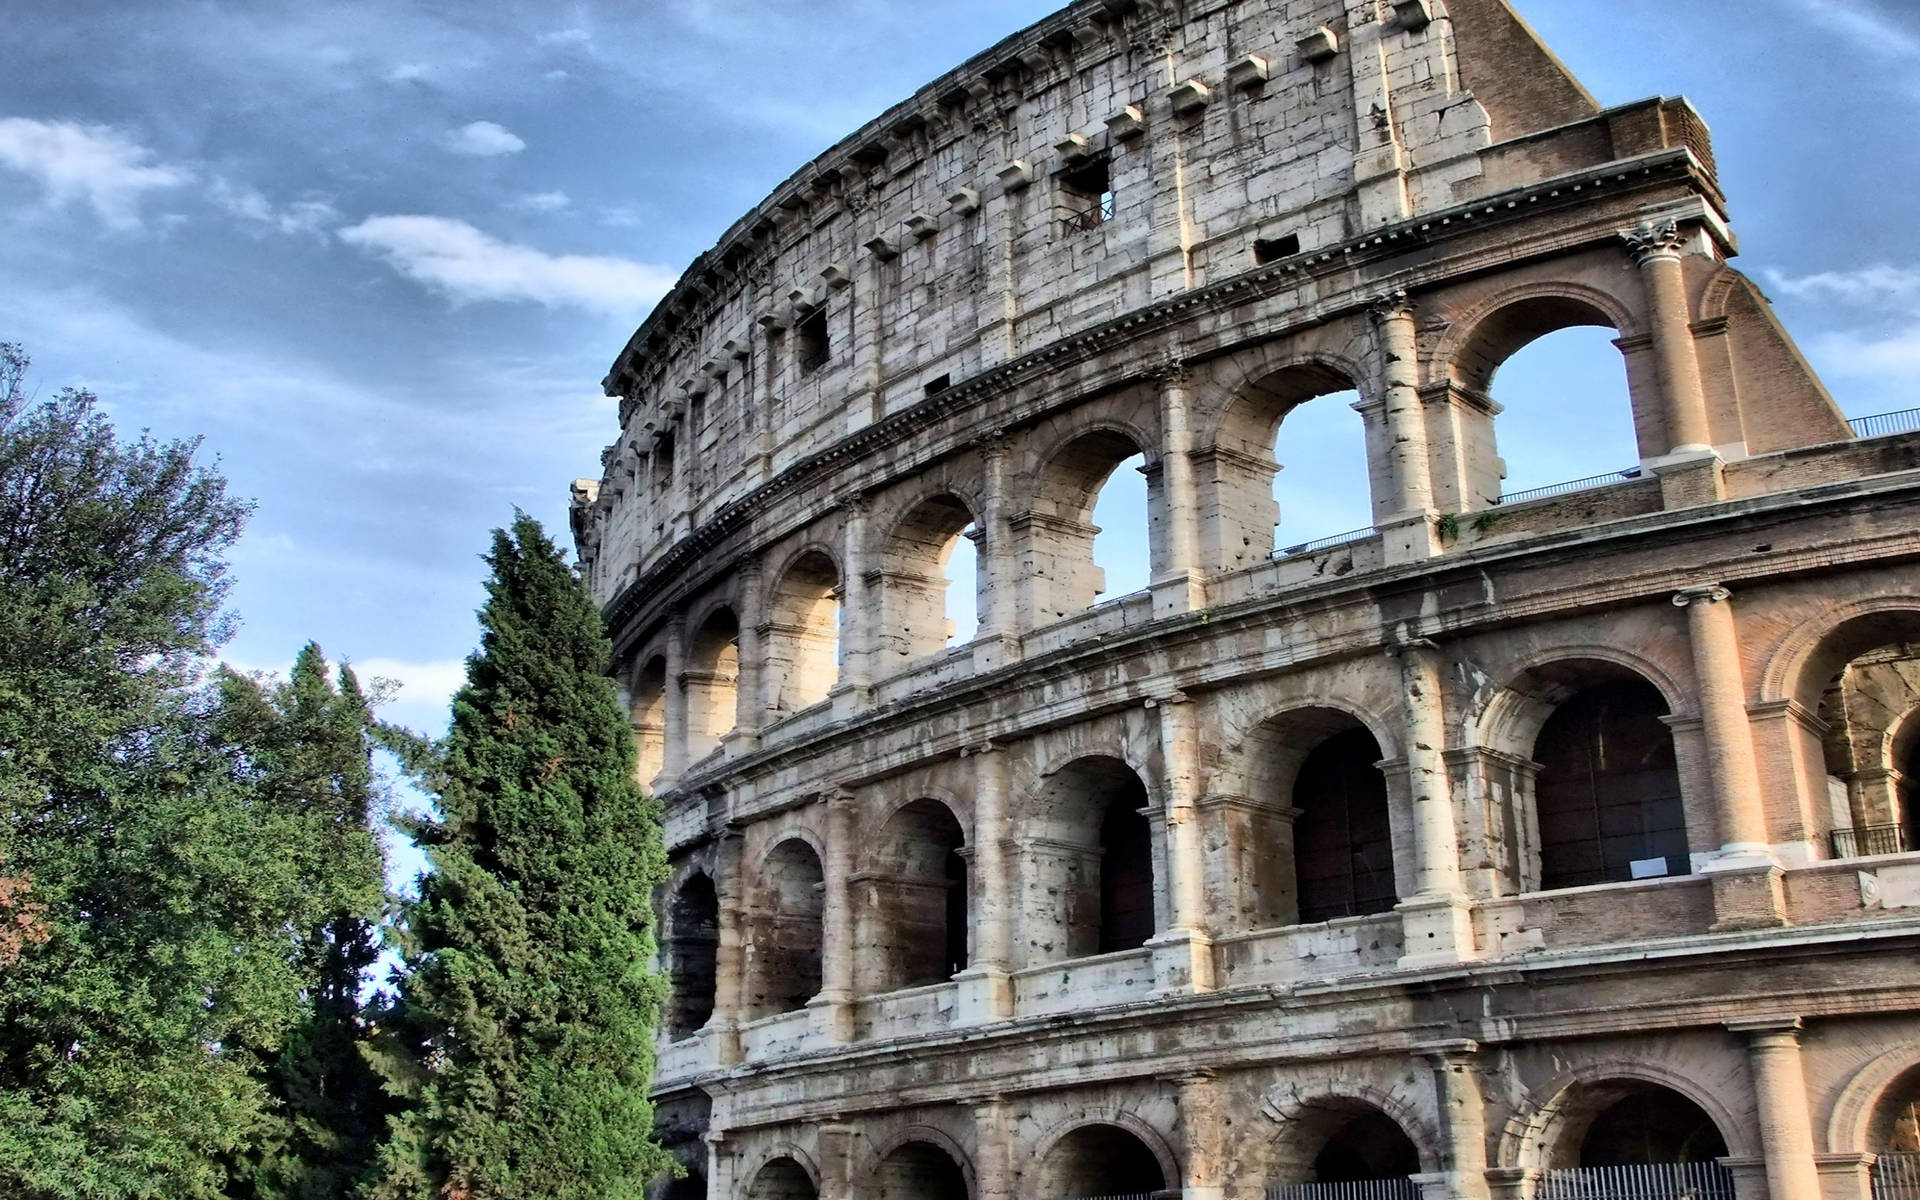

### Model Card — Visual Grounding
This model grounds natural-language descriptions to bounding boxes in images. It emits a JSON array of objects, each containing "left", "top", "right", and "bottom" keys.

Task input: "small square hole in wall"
[
  {"left": 924, "top": 374, "right": 951, "bottom": 397},
  {"left": 1253, "top": 234, "right": 1300, "bottom": 265},
  {"left": 1060, "top": 155, "right": 1115, "bottom": 234},
  {"left": 796, "top": 307, "right": 830, "bottom": 374}
]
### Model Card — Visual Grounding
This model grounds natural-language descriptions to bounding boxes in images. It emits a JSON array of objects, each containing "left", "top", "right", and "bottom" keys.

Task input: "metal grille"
[
  {"left": 1056, "top": 1193, "right": 1163, "bottom": 1200},
  {"left": 1852, "top": 408, "right": 1920, "bottom": 440},
  {"left": 1275, "top": 526, "right": 1377, "bottom": 558},
  {"left": 1832, "top": 824, "right": 1912, "bottom": 858},
  {"left": 1267, "top": 1180, "right": 1421, "bottom": 1200},
  {"left": 1877, "top": 1151, "right": 1920, "bottom": 1200},
  {"left": 1537, "top": 1162, "right": 1736, "bottom": 1200},
  {"left": 1495, "top": 469, "right": 1641, "bottom": 507}
]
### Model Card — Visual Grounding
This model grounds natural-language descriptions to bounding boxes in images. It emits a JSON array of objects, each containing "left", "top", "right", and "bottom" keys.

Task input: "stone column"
[
  {"left": 974, "top": 1098, "right": 1017, "bottom": 1200},
  {"left": 971, "top": 430, "right": 1021, "bottom": 671},
  {"left": 1674, "top": 587, "right": 1770, "bottom": 855},
  {"left": 732, "top": 555, "right": 765, "bottom": 749},
  {"left": 1423, "top": 1042, "right": 1492, "bottom": 1200},
  {"left": 1152, "top": 360, "right": 1208, "bottom": 616},
  {"left": 1393, "top": 636, "right": 1476, "bottom": 965},
  {"left": 1727, "top": 1017, "right": 1823, "bottom": 1200},
  {"left": 709, "top": 828, "right": 746, "bottom": 1065},
  {"left": 810, "top": 790, "right": 858, "bottom": 1042},
  {"left": 1151, "top": 693, "right": 1216, "bottom": 992},
  {"left": 956, "top": 742, "right": 1014, "bottom": 1021},
  {"left": 851, "top": 247, "right": 887, "bottom": 430},
  {"left": 1371, "top": 293, "right": 1440, "bottom": 563},
  {"left": 980, "top": 163, "right": 1026, "bottom": 367},
  {"left": 662, "top": 607, "right": 689, "bottom": 787},
  {"left": 1623, "top": 219, "right": 1712, "bottom": 454},
  {"left": 1174, "top": 1071, "right": 1226, "bottom": 1200},
  {"left": 668, "top": 409, "right": 695, "bottom": 539},
  {"left": 817, "top": 1123, "right": 858, "bottom": 1200},
  {"left": 835, "top": 497, "right": 872, "bottom": 712}
]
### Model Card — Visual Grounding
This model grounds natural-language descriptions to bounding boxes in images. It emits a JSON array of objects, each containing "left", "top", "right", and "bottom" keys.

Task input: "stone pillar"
[
  {"left": 974, "top": 1097, "right": 1017, "bottom": 1200},
  {"left": 1173, "top": 1071, "right": 1226, "bottom": 1200},
  {"left": 732, "top": 555, "right": 765, "bottom": 749},
  {"left": 1152, "top": 360, "right": 1208, "bottom": 616},
  {"left": 835, "top": 497, "right": 872, "bottom": 712},
  {"left": 956, "top": 742, "right": 1015, "bottom": 1021},
  {"left": 1371, "top": 293, "right": 1440, "bottom": 563},
  {"left": 662, "top": 607, "right": 689, "bottom": 787},
  {"left": 1423, "top": 1041, "right": 1492, "bottom": 1200},
  {"left": 1813, "top": 1154, "right": 1876, "bottom": 1200},
  {"left": 668, "top": 409, "right": 695, "bottom": 539},
  {"left": 851, "top": 247, "right": 887, "bottom": 430},
  {"left": 972, "top": 430, "right": 1021, "bottom": 671},
  {"left": 1393, "top": 637, "right": 1476, "bottom": 966},
  {"left": 817, "top": 1123, "right": 858, "bottom": 1200},
  {"left": 1727, "top": 1017, "right": 1823, "bottom": 1200},
  {"left": 707, "top": 1129, "right": 740, "bottom": 1200},
  {"left": 1623, "top": 219, "right": 1712, "bottom": 454},
  {"left": 709, "top": 828, "right": 746, "bottom": 1065},
  {"left": 980, "top": 165, "right": 1026, "bottom": 367},
  {"left": 1150, "top": 693, "right": 1216, "bottom": 993},
  {"left": 811, "top": 791, "right": 858, "bottom": 1042},
  {"left": 1673, "top": 587, "right": 1772, "bottom": 856}
]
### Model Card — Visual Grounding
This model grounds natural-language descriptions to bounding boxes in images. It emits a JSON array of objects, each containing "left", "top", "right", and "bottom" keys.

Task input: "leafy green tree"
[{"left": 370, "top": 514, "right": 672, "bottom": 1200}]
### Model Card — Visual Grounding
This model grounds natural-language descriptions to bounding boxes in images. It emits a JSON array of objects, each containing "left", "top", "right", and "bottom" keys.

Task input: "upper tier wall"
[{"left": 575, "top": 0, "right": 1649, "bottom": 603}]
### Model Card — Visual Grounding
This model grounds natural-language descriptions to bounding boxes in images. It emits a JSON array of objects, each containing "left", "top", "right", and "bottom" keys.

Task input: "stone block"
[{"left": 1297, "top": 25, "right": 1340, "bottom": 63}]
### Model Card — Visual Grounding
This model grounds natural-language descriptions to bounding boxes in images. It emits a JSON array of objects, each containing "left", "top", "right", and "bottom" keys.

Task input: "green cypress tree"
[{"left": 370, "top": 514, "right": 673, "bottom": 1200}]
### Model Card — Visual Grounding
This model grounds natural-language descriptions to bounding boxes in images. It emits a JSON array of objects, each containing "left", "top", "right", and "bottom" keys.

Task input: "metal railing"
[
  {"left": 1831, "top": 823, "right": 1913, "bottom": 858},
  {"left": 1876, "top": 1152, "right": 1920, "bottom": 1200},
  {"left": 1055, "top": 1193, "right": 1167, "bottom": 1200},
  {"left": 1275, "top": 526, "right": 1378, "bottom": 558},
  {"left": 1537, "top": 1162, "right": 1735, "bottom": 1200},
  {"left": 1268, "top": 1179, "right": 1420, "bottom": 1200},
  {"left": 1495, "top": 468, "right": 1642, "bottom": 507},
  {"left": 1852, "top": 408, "right": 1920, "bottom": 440}
]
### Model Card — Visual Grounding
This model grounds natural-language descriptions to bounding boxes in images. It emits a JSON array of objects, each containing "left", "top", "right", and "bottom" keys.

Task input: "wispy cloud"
[
  {"left": 1778, "top": 0, "right": 1920, "bottom": 59},
  {"left": 444, "top": 120, "right": 525, "bottom": 157},
  {"left": 1767, "top": 265, "right": 1920, "bottom": 306},
  {"left": 338, "top": 215, "right": 677, "bottom": 314},
  {"left": 208, "top": 178, "right": 340, "bottom": 236},
  {"left": 509, "top": 190, "right": 571, "bottom": 213},
  {"left": 0, "top": 117, "right": 192, "bottom": 228}
]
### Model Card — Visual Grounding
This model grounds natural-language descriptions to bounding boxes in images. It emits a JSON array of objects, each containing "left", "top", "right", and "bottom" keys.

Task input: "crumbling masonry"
[{"left": 572, "top": 1, "right": 1920, "bottom": 1198}]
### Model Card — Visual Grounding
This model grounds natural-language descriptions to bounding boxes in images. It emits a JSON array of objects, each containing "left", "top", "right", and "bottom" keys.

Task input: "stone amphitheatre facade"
[{"left": 569, "top": 1, "right": 1920, "bottom": 1198}]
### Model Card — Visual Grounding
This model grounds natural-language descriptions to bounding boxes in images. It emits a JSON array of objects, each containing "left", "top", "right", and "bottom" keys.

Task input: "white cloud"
[
  {"left": 1767, "top": 265, "right": 1920, "bottom": 307},
  {"left": 354, "top": 656, "right": 468, "bottom": 735},
  {"left": 1780, "top": 0, "right": 1920, "bottom": 59},
  {"left": 444, "top": 120, "right": 525, "bottom": 157},
  {"left": 208, "top": 177, "right": 339, "bottom": 236},
  {"left": 338, "top": 215, "right": 678, "bottom": 314},
  {"left": 0, "top": 117, "right": 192, "bottom": 228},
  {"left": 509, "top": 189, "right": 571, "bottom": 213},
  {"left": 537, "top": 27, "right": 592, "bottom": 48}
]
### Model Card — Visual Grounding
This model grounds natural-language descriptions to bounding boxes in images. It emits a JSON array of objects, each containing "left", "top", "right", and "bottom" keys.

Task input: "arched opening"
[
  {"left": 686, "top": 609, "right": 740, "bottom": 761},
  {"left": 632, "top": 655, "right": 668, "bottom": 786},
  {"left": 873, "top": 1141, "right": 969, "bottom": 1200},
  {"left": 1452, "top": 299, "right": 1643, "bottom": 510},
  {"left": 767, "top": 552, "right": 841, "bottom": 715},
  {"left": 1031, "top": 429, "right": 1152, "bottom": 622},
  {"left": 650, "top": 1090, "right": 712, "bottom": 1200},
  {"left": 1531, "top": 678, "right": 1687, "bottom": 890},
  {"left": 1871, "top": 1064, "right": 1920, "bottom": 1153},
  {"left": 666, "top": 873, "right": 719, "bottom": 1039},
  {"left": 1027, "top": 756, "right": 1156, "bottom": 963},
  {"left": 745, "top": 840, "right": 824, "bottom": 1019},
  {"left": 1266, "top": 1100, "right": 1422, "bottom": 1199},
  {"left": 1211, "top": 362, "right": 1374, "bottom": 565},
  {"left": 1293, "top": 726, "right": 1396, "bottom": 924},
  {"left": 860, "top": 798, "right": 970, "bottom": 994},
  {"left": 879, "top": 495, "right": 981, "bottom": 665},
  {"left": 1539, "top": 1081, "right": 1733, "bottom": 1200},
  {"left": 1576, "top": 1087, "right": 1728, "bottom": 1166},
  {"left": 746, "top": 1158, "right": 818, "bottom": 1200},
  {"left": 1814, "top": 626, "right": 1920, "bottom": 858},
  {"left": 1036, "top": 1124, "right": 1166, "bottom": 1200}
]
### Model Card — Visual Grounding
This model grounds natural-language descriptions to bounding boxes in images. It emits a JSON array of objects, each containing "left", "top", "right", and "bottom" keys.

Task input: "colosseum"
[{"left": 569, "top": 1, "right": 1920, "bottom": 1198}]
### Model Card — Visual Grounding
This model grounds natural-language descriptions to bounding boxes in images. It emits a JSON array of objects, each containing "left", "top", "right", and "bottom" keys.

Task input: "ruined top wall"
[{"left": 577, "top": 0, "right": 1709, "bottom": 603}]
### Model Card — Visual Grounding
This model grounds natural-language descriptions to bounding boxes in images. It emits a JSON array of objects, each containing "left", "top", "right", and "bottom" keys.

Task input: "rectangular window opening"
[
  {"left": 1060, "top": 156, "right": 1114, "bottom": 234},
  {"left": 924, "top": 373, "right": 952, "bottom": 397},
  {"left": 796, "top": 308, "right": 830, "bottom": 374},
  {"left": 1253, "top": 234, "right": 1301, "bottom": 265}
]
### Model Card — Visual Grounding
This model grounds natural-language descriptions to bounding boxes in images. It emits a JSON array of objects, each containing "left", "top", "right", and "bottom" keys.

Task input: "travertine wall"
[{"left": 572, "top": 2, "right": 1920, "bottom": 1199}]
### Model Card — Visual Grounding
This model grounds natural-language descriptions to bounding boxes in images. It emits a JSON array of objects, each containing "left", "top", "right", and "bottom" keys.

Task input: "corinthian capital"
[
  {"left": 1622, "top": 218, "right": 1688, "bottom": 264},
  {"left": 1368, "top": 287, "right": 1415, "bottom": 324}
]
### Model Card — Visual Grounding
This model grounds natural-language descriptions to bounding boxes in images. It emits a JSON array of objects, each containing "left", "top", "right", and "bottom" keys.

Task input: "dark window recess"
[
  {"left": 796, "top": 307, "right": 830, "bottom": 374},
  {"left": 1534, "top": 681, "right": 1687, "bottom": 890},
  {"left": 1060, "top": 156, "right": 1116, "bottom": 234},
  {"left": 1254, "top": 234, "right": 1301, "bottom": 264},
  {"left": 924, "top": 373, "right": 952, "bottom": 397}
]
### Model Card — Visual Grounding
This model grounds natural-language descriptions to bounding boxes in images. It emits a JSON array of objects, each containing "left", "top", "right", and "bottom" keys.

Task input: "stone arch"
[
  {"left": 765, "top": 548, "right": 843, "bottom": 714},
  {"left": 686, "top": 606, "right": 741, "bottom": 760},
  {"left": 742, "top": 1150, "right": 821, "bottom": 1200},
  {"left": 1760, "top": 598, "right": 1920, "bottom": 709},
  {"left": 1025, "top": 754, "right": 1157, "bottom": 964},
  {"left": 1024, "top": 423, "right": 1158, "bottom": 622},
  {"left": 1828, "top": 1041, "right": 1920, "bottom": 1153},
  {"left": 1498, "top": 1060, "right": 1758, "bottom": 1171},
  {"left": 1030, "top": 1113, "right": 1178, "bottom": 1200},
  {"left": 858, "top": 796, "right": 972, "bottom": 994},
  {"left": 744, "top": 836, "right": 825, "bottom": 1019},
  {"left": 1260, "top": 1085, "right": 1441, "bottom": 1184},
  {"left": 878, "top": 491, "right": 983, "bottom": 665},
  {"left": 1473, "top": 645, "right": 1691, "bottom": 754},
  {"left": 863, "top": 1127, "right": 975, "bottom": 1200},
  {"left": 1435, "top": 281, "right": 1643, "bottom": 393},
  {"left": 631, "top": 653, "right": 669, "bottom": 786},
  {"left": 665, "top": 870, "right": 719, "bottom": 1039}
]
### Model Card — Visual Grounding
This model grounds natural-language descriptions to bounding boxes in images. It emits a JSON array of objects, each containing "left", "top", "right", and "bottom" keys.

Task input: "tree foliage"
[{"left": 370, "top": 514, "right": 672, "bottom": 1200}]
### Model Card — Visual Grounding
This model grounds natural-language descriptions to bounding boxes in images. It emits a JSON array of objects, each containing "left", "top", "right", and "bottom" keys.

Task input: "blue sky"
[{"left": 3, "top": 0, "right": 1918, "bottom": 742}]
